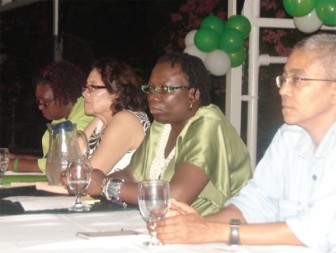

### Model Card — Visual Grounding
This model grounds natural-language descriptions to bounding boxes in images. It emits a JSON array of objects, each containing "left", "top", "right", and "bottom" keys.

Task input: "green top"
[
  {"left": 130, "top": 104, "right": 251, "bottom": 216},
  {"left": 37, "top": 97, "right": 93, "bottom": 172}
]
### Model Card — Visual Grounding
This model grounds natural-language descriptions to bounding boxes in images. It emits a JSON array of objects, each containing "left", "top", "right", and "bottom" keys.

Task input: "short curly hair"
[
  {"left": 156, "top": 53, "right": 211, "bottom": 106},
  {"left": 92, "top": 57, "right": 148, "bottom": 115},
  {"left": 34, "top": 60, "right": 86, "bottom": 105}
]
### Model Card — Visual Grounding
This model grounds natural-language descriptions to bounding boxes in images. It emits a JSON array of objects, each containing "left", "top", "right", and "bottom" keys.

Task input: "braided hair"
[
  {"left": 34, "top": 60, "right": 86, "bottom": 105},
  {"left": 156, "top": 53, "right": 211, "bottom": 106}
]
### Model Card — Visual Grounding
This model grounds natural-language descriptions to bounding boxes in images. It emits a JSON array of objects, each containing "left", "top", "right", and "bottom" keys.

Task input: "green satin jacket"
[{"left": 130, "top": 104, "right": 251, "bottom": 216}]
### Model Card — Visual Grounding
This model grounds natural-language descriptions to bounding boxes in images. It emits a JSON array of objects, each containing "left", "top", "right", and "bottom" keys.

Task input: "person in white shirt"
[{"left": 154, "top": 33, "right": 336, "bottom": 253}]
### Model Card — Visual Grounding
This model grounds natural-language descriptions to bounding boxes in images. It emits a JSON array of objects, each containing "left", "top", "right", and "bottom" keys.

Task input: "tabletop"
[
  {"left": 0, "top": 209, "right": 323, "bottom": 253},
  {"left": 0, "top": 185, "right": 134, "bottom": 216},
  {"left": 0, "top": 180, "right": 324, "bottom": 253}
]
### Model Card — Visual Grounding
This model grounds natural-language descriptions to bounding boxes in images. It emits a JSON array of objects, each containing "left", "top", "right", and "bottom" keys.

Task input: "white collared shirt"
[{"left": 226, "top": 122, "right": 336, "bottom": 252}]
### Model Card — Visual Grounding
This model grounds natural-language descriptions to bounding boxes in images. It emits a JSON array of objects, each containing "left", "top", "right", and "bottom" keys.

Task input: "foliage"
[
  {"left": 163, "top": 0, "right": 311, "bottom": 57},
  {"left": 164, "top": 0, "right": 227, "bottom": 53}
]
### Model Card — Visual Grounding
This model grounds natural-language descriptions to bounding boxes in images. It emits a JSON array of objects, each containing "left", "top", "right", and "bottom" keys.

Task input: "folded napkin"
[
  {"left": 10, "top": 182, "right": 39, "bottom": 187},
  {"left": 4, "top": 195, "right": 76, "bottom": 211},
  {"left": 4, "top": 195, "right": 99, "bottom": 211}
]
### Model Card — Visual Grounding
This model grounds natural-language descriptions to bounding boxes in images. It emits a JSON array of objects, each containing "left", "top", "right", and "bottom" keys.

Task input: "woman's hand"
[
  {"left": 86, "top": 168, "right": 106, "bottom": 196},
  {"left": 60, "top": 171, "right": 72, "bottom": 193},
  {"left": 61, "top": 168, "right": 106, "bottom": 196},
  {"left": 9, "top": 153, "right": 18, "bottom": 159}
]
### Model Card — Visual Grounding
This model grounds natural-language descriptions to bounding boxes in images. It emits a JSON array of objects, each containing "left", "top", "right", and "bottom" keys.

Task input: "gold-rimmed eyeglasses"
[
  {"left": 82, "top": 85, "right": 107, "bottom": 93},
  {"left": 141, "top": 84, "right": 189, "bottom": 94},
  {"left": 275, "top": 76, "right": 336, "bottom": 88},
  {"left": 36, "top": 99, "right": 55, "bottom": 109}
]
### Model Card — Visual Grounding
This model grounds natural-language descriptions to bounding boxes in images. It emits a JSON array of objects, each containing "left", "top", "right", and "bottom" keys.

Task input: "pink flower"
[
  {"left": 164, "top": 43, "right": 174, "bottom": 54},
  {"left": 216, "top": 10, "right": 226, "bottom": 20},
  {"left": 261, "top": 0, "right": 278, "bottom": 10},
  {"left": 275, "top": 43, "right": 291, "bottom": 56},
  {"left": 276, "top": 10, "right": 286, "bottom": 18},
  {"left": 178, "top": 37, "right": 185, "bottom": 49},
  {"left": 171, "top": 13, "right": 183, "bottom": 23}
]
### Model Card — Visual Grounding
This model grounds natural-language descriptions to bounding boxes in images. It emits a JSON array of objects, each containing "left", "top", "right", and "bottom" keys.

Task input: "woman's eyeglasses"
[
  {"left": 82, "top": 85, "right": 107, "bottom": 93},
  {"left": 141, "top": 84, "right": 189, "bottom": 94},
  {"left": 36, "top": 99, "right": 55, "bottom": 109}
]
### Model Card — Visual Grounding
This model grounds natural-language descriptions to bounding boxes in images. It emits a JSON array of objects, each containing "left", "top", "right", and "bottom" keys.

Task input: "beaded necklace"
[{"left": 149, "top": 124, "right": 176, "bottom": 179}]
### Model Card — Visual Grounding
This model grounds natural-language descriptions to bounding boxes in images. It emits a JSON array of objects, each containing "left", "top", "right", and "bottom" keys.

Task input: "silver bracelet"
[
  {"left": 229, "top": 219, "right": 240, "bottom": 246},
  {"left": 102, "top": 178, "right": 127, "bottom": 208}
]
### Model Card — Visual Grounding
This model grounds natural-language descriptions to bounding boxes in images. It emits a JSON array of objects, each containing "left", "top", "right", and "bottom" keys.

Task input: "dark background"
[
  {"left": 0, "top": 0, "right": 291, "bottom": 162},
  {"left": 0, "top": 0, "right": 185, "bottom": 154}
]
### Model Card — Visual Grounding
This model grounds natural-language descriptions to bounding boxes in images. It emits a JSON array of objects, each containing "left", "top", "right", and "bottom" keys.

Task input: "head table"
[{"left": 0, "top": 184, "right": 323, "bottom": 253}]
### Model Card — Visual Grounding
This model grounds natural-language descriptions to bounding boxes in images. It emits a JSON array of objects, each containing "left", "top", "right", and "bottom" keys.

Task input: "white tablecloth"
[{"left": 0, "top": 210, "right": 322, "bottom": 253}]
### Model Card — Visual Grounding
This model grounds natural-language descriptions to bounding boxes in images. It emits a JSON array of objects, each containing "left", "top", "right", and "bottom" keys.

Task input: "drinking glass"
[
  {"left": 66, "top": 158, "right": 92, "bottom": 212},
  {"left": 0, "top": 148, "right": 9, "bottom": 185},
  {"left": 138, "top": 179, "right": 170, "bottom": 246}
]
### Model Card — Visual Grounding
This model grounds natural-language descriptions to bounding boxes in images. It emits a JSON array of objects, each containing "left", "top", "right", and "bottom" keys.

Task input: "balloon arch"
[
  {"left": 184, "top": 0, "right": 336, "bottom": 169},
  {"left": 183, "top": 0, "right": 336, "bottom": 78}
]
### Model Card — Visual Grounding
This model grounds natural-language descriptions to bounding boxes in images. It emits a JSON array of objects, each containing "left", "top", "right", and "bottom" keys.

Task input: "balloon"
[
  {"left": 205, "top": 50, "right": 231, "bottom": 76},
  {"left": 194, "top": 28, "right": 219, "bottom": 52},
  {"left": 315, "top": 0, "right": 336, "bottom": 26},
  {"left": 183, "top": 44, "right": 208, "bottom": 62},
  {"left": 218, "top": 28, "right": 244, "bottom": 53},
  {"left": 283, "top": 0, "right": 316, "bottom": 17},
  {"left": 228, "top": 48, "right": 246, "bottom": 68},
  {"left": 184, "top": 30, "right": 197, "bottom": 47},
  {"left": 294, "top": 10, "right": 323, "bottom": 33},
  {"left": 200, "top": 15, "right": 225, "bottom": 34},
  {"left": 225, "top": 15, "right": 251, "bottom": 38}
]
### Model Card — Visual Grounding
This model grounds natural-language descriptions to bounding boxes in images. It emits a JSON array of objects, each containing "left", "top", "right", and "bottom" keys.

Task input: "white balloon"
[
  {"left": 184, "top": 30, "right": 198, "bottom": 47},
  {"left": 184, "top": 44, "right": 208, "bottom": 62},
  {"left": 205, "top": 50, "right": 231, "bottom": 76},
  {"left": 294, "top": 10, "right": 322, "bottom": 34}
]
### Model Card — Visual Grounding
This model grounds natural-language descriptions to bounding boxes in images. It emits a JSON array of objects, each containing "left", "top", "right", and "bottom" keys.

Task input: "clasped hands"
[{"left": 151, "top": 199, "right": 208, "bottom": 245}]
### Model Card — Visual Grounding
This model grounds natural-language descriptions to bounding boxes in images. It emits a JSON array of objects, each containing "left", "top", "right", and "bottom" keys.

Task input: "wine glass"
[
  {"left": 138, "top": 179, "right": 170, "bottom": 246},
  {"left": 0, "top": 148, "right": 9, "bottom": 186},
  {"left": 66, "top": 158, "right": 92, "bottom": 212}
]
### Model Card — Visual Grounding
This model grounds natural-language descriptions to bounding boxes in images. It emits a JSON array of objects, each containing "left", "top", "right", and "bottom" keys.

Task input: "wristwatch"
[
  {"left": 102, "top": 178, "right": 127, "bottom": 207},
  {"left": 229, "top": 219, "right": 240, "bottom": 246}
]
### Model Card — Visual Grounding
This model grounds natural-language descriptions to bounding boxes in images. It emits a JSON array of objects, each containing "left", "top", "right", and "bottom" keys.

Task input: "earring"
[{"left": 189, "top": 102, "right": 193, "bottom": 111}]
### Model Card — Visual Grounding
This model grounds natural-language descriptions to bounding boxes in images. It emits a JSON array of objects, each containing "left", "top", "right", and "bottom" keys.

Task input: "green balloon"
[
  {"left": 283, "top": 0, "right": 316, "bottom": 17},
  {"left": 228, "top": 48, "right": 246, "bottom": 67},
  {"left": 219, "top": 28, "right": 244, "bottom": 53},
  {"left": 194, "top": 28, "right": 219, "bottom": 52},
  {"left": 200, "top": 15, "right": 225, "bottom": 34},
  {"left": 225, "top": 15, "right": 251, "bottom": 38},
  {"left": 315, "top": 0, "right": 336, "bottom": 26}
]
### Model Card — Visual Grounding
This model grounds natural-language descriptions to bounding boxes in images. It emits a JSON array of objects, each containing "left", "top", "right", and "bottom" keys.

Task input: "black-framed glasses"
[
  {"left": 275, "top": 76, "right": 336, "bottom": 88},
  {"left": 36, "top": 99, "right": 55, "bottom": 109},
  {"left": 141, "top": 84, "right": 189, "bottom": 94},
  {"left": 82, "top": 85, "right": 107, "bottom": 93}
]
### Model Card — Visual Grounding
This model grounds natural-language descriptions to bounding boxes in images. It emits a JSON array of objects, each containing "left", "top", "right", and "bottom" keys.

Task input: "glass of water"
[
  {"left": 138, "top": 179, "right": 170, "bottom": 246},
  {"left": 66, "top": 158, "right": 92, "bottom": 212},
  {"left": 0, "top": 148, "right": 9, "bottom": 185}
]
